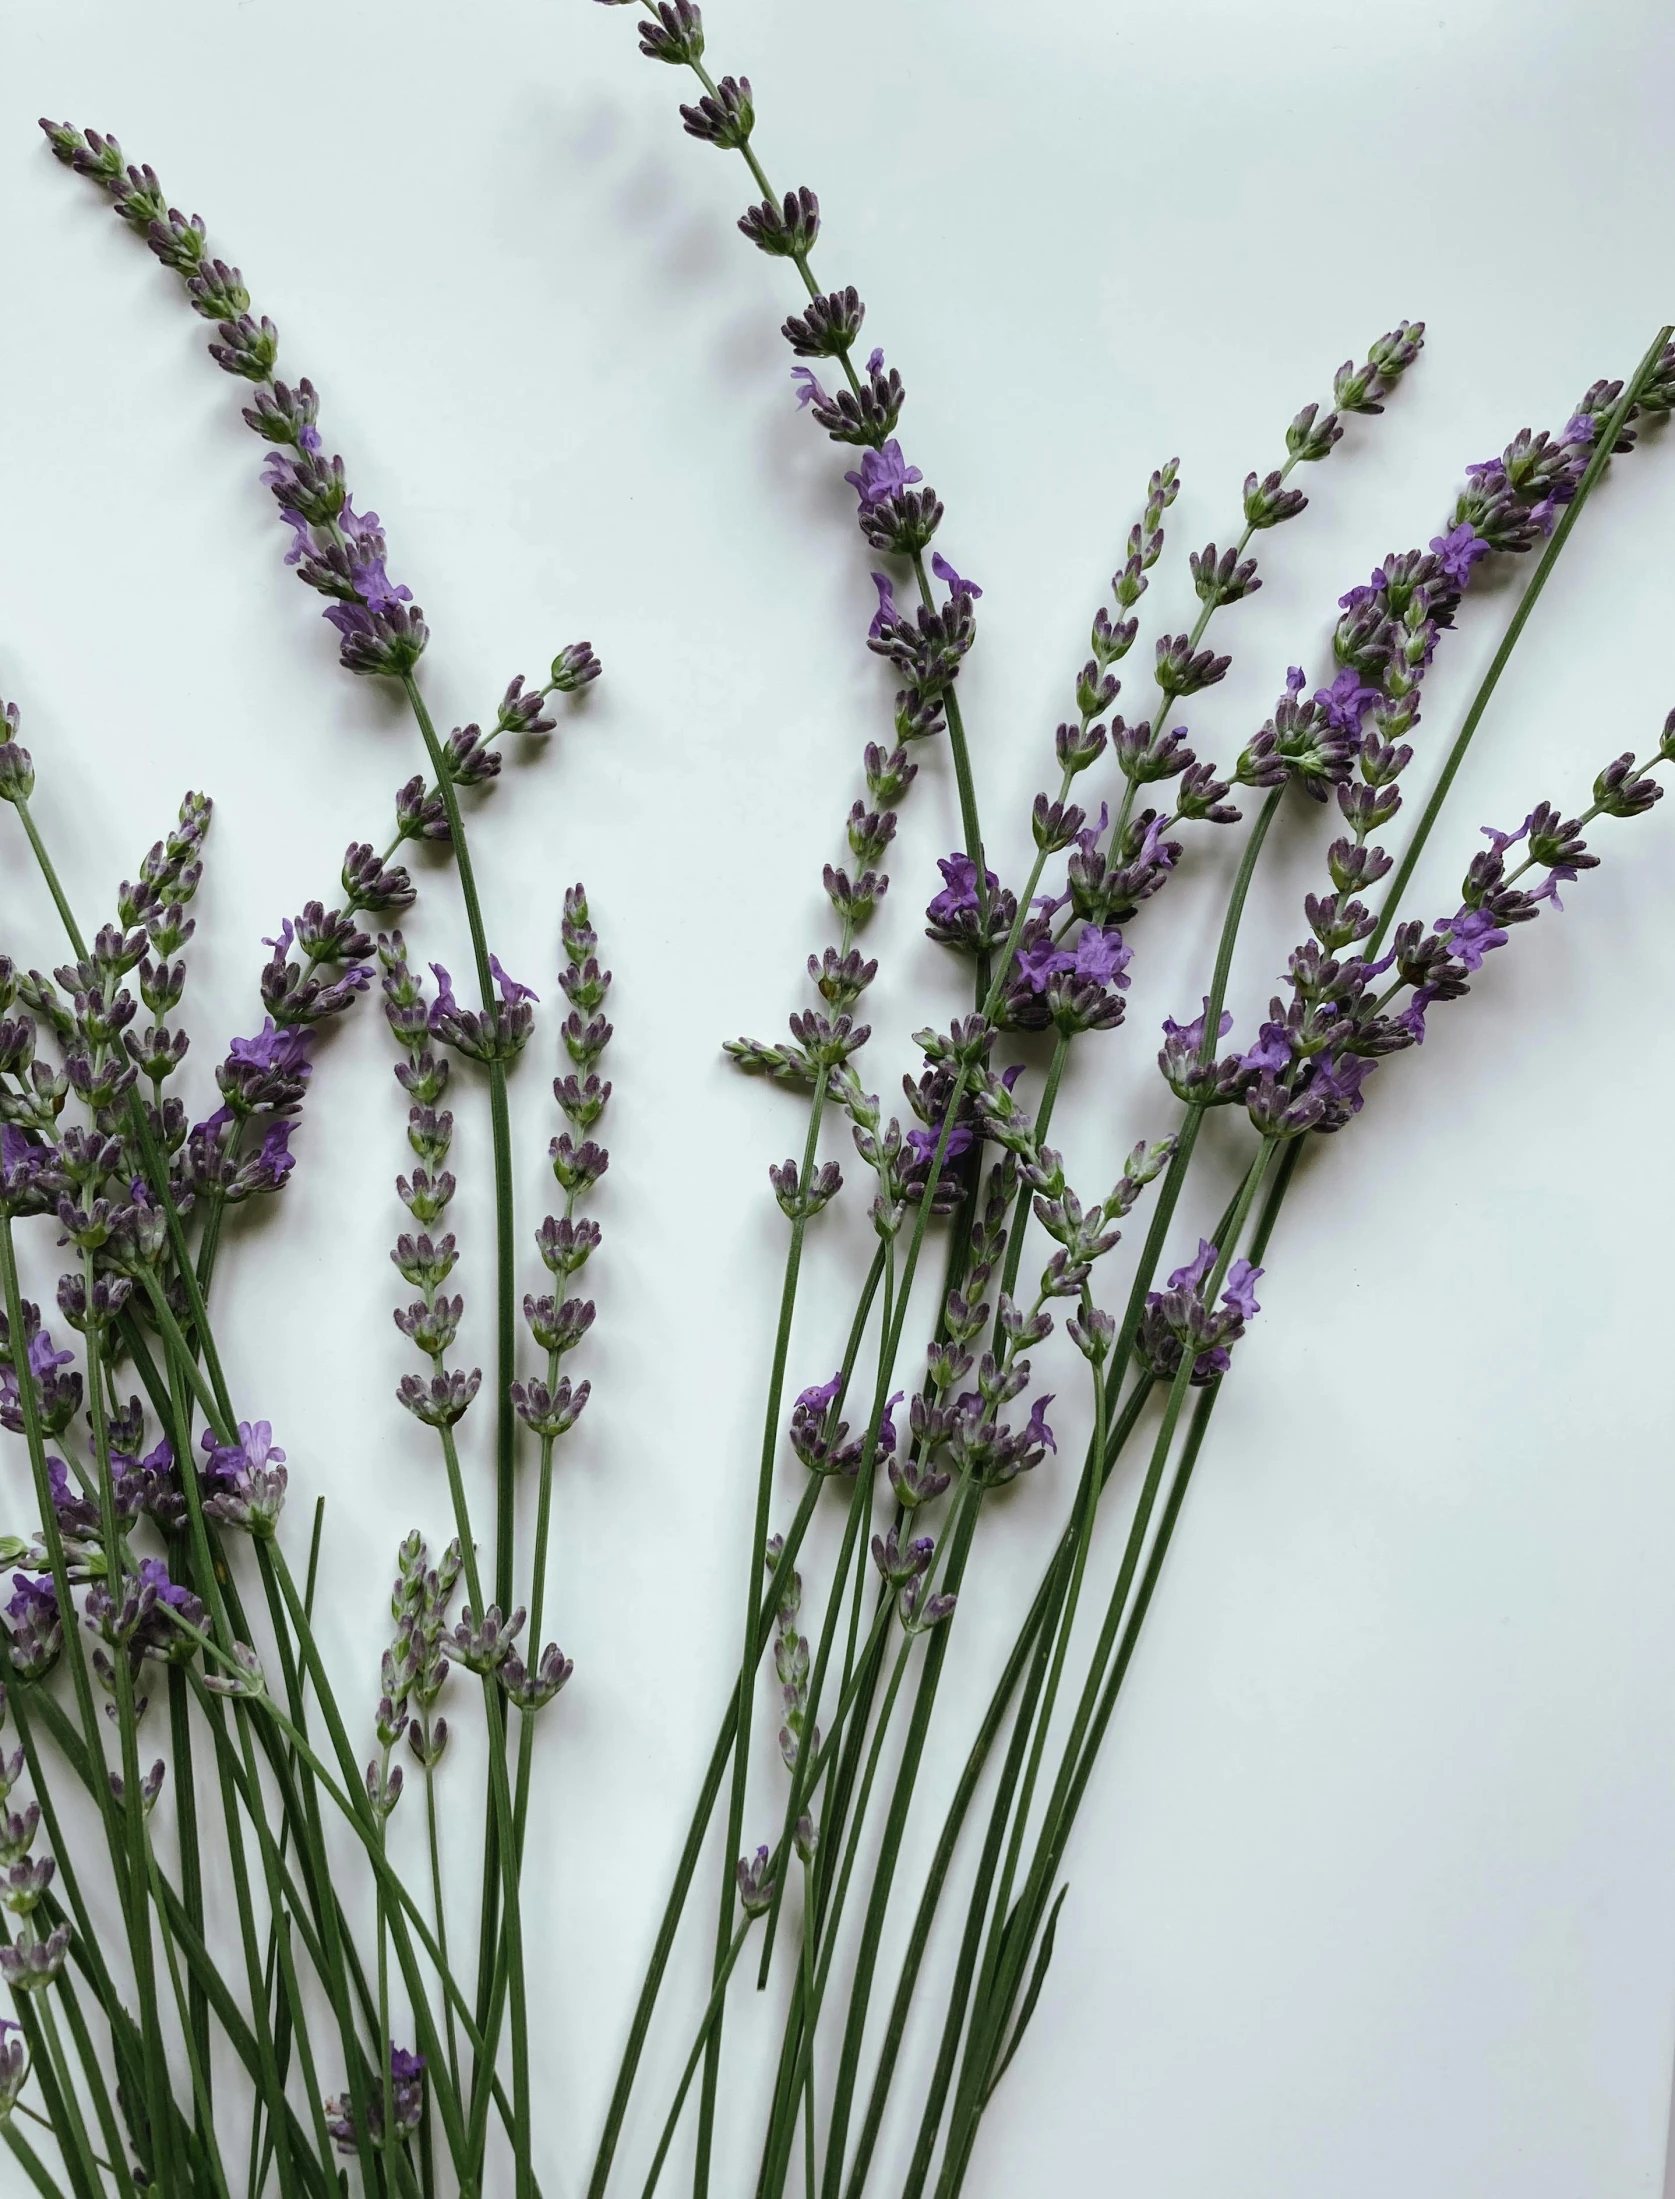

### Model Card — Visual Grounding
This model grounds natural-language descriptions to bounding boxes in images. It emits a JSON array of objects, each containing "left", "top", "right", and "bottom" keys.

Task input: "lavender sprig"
[{"left": 923, "top": 359, "right": 1675, "bottom": 2194}]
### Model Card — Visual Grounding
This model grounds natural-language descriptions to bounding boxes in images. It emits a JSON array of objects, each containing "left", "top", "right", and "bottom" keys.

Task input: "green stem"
[
  {"left": 696, "top": 1054, "right": 835, "bottom": 2174},
  {"left": 397, "top": 671, "right": 521, "bottom": 2077},
  {"left": 850, "top": 1376, "right": 1155, "bottom": 2199},
  {"left": 941, "top": 1144, "right": 1278, "bottom": 2189},
  {"left": 82, "top": 1282, "right": 184, "bottom": 2199},
  {"left": 430, "top": 1422, "right": 531, "bottom": 2199},
  {"left": 1, "top": 2122, "right": 71, "bottom": 2199},
  {"left": 637, "top": 1919, "right": 754, "bottom": 2199}
]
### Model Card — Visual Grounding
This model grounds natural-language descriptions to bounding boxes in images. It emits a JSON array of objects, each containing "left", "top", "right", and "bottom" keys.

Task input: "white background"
[{"left": 3, "top": 1, "right": 1675, "bottom": 2193}]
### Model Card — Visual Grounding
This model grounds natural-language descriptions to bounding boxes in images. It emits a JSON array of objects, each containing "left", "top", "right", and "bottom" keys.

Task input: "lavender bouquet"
[{"left": 2, "top": 6, "right": 1673, "bottom": 2195}]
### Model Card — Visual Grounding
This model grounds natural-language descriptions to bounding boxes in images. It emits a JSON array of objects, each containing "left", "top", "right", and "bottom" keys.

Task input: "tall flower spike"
[{"left": 379, "top": 935, "right": 483, "bottom": 1430}]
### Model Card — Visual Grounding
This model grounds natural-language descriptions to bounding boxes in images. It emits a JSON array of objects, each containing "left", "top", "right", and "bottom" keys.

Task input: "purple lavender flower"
[
  {"left": 1437, "top": 905, "right": 1507, "bottom": 972},
  {"left": 1307, "top": 1051, "right": 1375, "bottom": 1115},
  {"left": 792, "top": 365, "right": 830, "bottom": 411},
  {"left": 1314, "top": 666, "right": 1383, "bottom": 733},
  {"left": 1138, "top": 1239, "right": 1263, "bottom": 1387},
  {"left": 338, "top": 496, "right": 414, "bottom": 613},
  {"left": 46, "top": 1457, "right": 103, "bottom": 1541},
  {"left": 219, "top": 1017, "right": 315, "bottom": 1115},
  {"left": 199, "top": 1419, "right": 289, "bottom": 1535},
  {"left": 116, "top": 1437, "right": 184, "bottom": 1533},
  {"left": 1429, "top": 521, "right": 1491, "bottom": 587},
  {"left": 1162, "top": 998, "right": 1235, "bottom": 1056},
  {"left": 930, "top": 551, "right": 982, "bottom": 599},
  {"left": 1013, "top": 937, "right": 1071, "bottom": 994},
  {"left": 927, "top": 853, "right": 982, "bottom": 922},
  {"left": 1221, "top": 1258, "right": 1263, "bottom": 1321},
  {"left": 0, "top": 1125, "right": 50, "bottom": 1212},
  {"left": 843, "top": 439, "right": 921, "bottom": 510},
  {"left": 876, "top": 1388, "right": 905, "bottom": 1454},
  {"left": 1, "top": 1320, "right": 81, "bottom": 1439},
  {"left": 868, "top": 571, "right": 898, "bottom": 640},
  {"left": 904, "top": 1119, "right": 974, "bottom": 1166},
  {"left": 325, "top": 2044, "right": 425, "bottom": 2152},
  {"left": 4, "top": 1574, "right": 62, "bottom": 1679},
  {"left": 787, "top": 1371, "right": 862, "bottom": 1477},
  {"left": 1070, "top": 926, "right": 1132, "bottom": 987},
  {"left": 86, "top": 1557, "right": 205, "bottom": 1660},
  {"left": 488, "top": 953, "right": 539, "bottom": 1005},
  {"left": 1167, "top": 1240, "right": 1217, "bottom": 1294},
  {"left": 1240, "top": 1018, "right": 1295, "bottom": 1076},
  {"left": 795, "top": 1372, "right": 842, "bottom": 1417},
  {"left": 1024, "top": 1395, "right": 1056, "bottom": 1454}
]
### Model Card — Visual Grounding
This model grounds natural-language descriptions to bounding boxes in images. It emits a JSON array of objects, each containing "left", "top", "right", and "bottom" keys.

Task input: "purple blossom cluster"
[
  {"left": 85, "top": 1553, "right": 204, "bottom": 1674},
  {"left": 38, "top": 121, "right": 429, "bottom": 679},
  {"left": 380, "top": 936, "right": 482, "bottom": 1432},
  {"left": 787, "top": 1371, "right": 902, "bottom": 1480},
  {"left": 187, "top": 1016, "right": 317, "bottom": 1208},
  {"left": 200, "top": 1418, "right": 288, "bottom": 1537},
  {"left": 325, "top": 2044, "right": 426, "bottom": 2153},
  {"left": 0, "top": 1302, "right": 82, "bottom": 1439},
  {"left": 3, "top": 1575, "right": 63, "bottom": 1682},
  {"left": 0, "top": 781, "right": 209, "bottom": 1175},
  {"left": 1135, "top": 1239, "right": 1264, "bottom": 1386},
  {"left": 764, "top": 1541, "right": 818, "bottom": 1773},
  {"left": 365, "top": 1533, "right": 463, "bottom": 1821},
  {"left": 514, "top": 884, "right": 610, "bottom": 1464},
  {"left": 40, "top": 121, "right": 599, "bottom": 736}
]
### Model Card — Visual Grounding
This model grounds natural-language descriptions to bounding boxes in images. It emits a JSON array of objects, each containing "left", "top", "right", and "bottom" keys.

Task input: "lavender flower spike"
[{"left": 40, "top": 121, "right": 430, "bottom": 680}]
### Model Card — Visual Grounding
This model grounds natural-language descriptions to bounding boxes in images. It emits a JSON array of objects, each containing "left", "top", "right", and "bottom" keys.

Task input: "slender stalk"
[
  {"left": 82, "top": 1284, "right": 184, "bottom": 2197},
  {"left": 697, "top": 974, "right": 846, "bottom": 2179},
  {"left": 975, "top": 1307, "right": 1109, "bottom": 2055},
  {"left": 853, "top": 1376, "right": 1156, "bottom": 2199},
  {"left": 1, "top": 2123, "right": 70, "bottom": 2199},
  {"left": 0, "top": 1214, "right": 150, "bottom": 2194},
  {"left": 426, "top": 1752, "right": 463, "bottom": 2104},
  {"left": 938, "top": 1146, "right": 1278, "bottom": 2189},
  {"left": 397, "top": 670, "right": 522, "bottom": 2081},
  {"left": 429, "top": 1422, "right": 531, "bottom": 2199},
  {"left": 637, "top": 1919, "right": 754, "bottom": 2199},
  {"left": 759, "top": 1640, "right": 914, "bottom": 2199}
]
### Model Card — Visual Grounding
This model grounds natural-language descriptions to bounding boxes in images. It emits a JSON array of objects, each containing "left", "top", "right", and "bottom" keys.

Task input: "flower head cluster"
[
  {"left": 3, "top": 1575, "right": 63, "bottom": 1682},
  {"left": 1135, "top": 1239, "right": 1263, "bottom": 1386},
  {"left": 381, "top": 937, "right": 482, "bottom": 1431},
  {"left": 325, "top": 2045, "right": 425, "bottom": 2153},
  {"left": 786, "top": 1365, "right": 893, "bottom": 1480},
  {"left": 0, "top": 1303, "right": 82, "bottom": 1440},
  {"left": 85, "top": 1555, "right": 204, "bottom": 1710},
  {"left": 764, "top": 1540, "right": 818, "bottom": 1773},
  {"left": 0, "top": 1685, "right": 59, "bottom": 1964},
  {"left": 428, "top": 954, "right": 538, "bottom": 1066},
  {"left": 200, "top": 1418, "right": 288, "bottom": 1537},
  {"left": 514, "top": 886, "right": 610, "bottom": 1480},
  {"left": 883, "top": 1157, "right": 1059, "bottom": 1512},
  {"left": 40, "top": 122, "right": 430, "bottom": 678},
  {"left": 0, "top": 783, "right": 211, "bottom": 1203},
  {"left": 42, "top": 122, "right": 602, "bottom": 730},
  {"left": 365, "top": 1533, "right": 463, "bottom": 1817}
]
